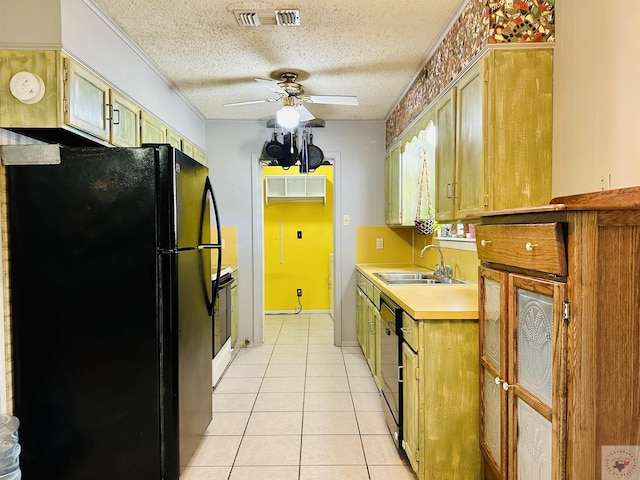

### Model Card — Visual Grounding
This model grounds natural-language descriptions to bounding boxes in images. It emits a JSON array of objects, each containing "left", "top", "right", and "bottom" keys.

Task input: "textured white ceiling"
[{"left": 89, "top": 0, "right": 468, "bottom": 122}]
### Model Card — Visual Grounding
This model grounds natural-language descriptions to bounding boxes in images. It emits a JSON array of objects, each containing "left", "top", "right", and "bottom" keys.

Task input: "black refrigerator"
[{"left": 4, "top": 144, "right": 222, "bottom": 480}]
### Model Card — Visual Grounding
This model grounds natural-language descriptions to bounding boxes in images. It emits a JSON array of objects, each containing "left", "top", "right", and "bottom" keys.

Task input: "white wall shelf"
[{"left": 265, "top": 175, "right": 326, "bottom": 204}]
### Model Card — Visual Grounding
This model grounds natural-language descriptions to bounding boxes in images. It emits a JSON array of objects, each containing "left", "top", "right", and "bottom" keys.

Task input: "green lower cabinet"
[
  {"left": 403, "top": 316, "right": 481, "bottom": 479},
  {"left": 402, "top": 341, "right": 419, "bottom": 471}
]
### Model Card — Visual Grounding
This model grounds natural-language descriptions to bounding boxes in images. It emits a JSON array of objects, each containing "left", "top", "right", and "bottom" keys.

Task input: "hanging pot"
[
  {"left": 306, "top": 132, "right": 324, "bottom": 171},
  {"left": 265, "top": 131, "right": 286, "bottom": 160},
  {"left": 299, "top": 130, "right": 310, "bottom": 173},
  {"left": 279, "top": 132, "right": 297, "bottom": 169}
]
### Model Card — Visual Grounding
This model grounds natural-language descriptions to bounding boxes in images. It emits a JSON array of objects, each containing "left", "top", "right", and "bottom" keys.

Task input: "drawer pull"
[
  {"left": 525, "top": 242, "right": 537, "bottom": 252},
  {"left": 480, "top": 239, "right": 492, "bottom": 247}
]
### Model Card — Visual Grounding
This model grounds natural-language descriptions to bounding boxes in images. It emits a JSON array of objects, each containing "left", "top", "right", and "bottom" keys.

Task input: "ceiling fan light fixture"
[{"left": 276, "top": 106, "right": 300, "bottom": 129}]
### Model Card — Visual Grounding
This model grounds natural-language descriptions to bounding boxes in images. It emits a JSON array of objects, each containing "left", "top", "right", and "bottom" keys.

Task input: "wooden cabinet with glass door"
[
  {"left": 479, "top": 265, "right": 568, "bottom": 479},
  {"left": 479, "top": 267, "right": 508, "bottom": 479},
  {"left": 475, "top": 186, "right": 640, "bottom": 479}
]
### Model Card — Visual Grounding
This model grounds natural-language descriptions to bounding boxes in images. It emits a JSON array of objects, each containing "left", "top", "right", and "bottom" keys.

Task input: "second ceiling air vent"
[
  {"left": 233, "top": 9, "right": 300, "bottom": 27},
  {"left": 276, "top": 10, "right": 301, "bottom": 26}
]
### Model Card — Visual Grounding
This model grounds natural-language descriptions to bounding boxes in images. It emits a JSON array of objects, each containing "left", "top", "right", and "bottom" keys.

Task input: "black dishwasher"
[{"left": 379, "top": 292, "right": 403, "bottom": 450}]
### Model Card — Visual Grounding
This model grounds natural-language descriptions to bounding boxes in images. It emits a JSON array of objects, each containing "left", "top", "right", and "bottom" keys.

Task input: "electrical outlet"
[
  {"left": 376, "top": 238, "right": 384, "bottom": 249},
  {"left": 599, "top": 173, "right": 611, "bottom": 191},
  {"left": 296, "top": 288, "right": 302, "bottom": 297}
]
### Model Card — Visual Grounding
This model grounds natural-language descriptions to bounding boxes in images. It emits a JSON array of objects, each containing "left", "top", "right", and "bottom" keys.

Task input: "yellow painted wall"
[
  {"left": 210, "top": 225, "right": 238, "bottom": 267},
  {"left": 355, "top": 226, "right": 479, "bottom": 283},
  {"left": 355, "top": 226, "right": 413, "bottom": 263},
  {"left": 263, "top": 166, "right": 333, "bottom": 311}
]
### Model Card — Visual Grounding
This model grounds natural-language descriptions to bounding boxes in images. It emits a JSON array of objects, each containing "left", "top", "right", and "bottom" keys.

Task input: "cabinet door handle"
[
  {"left": 480, "top": 239, "right": 492, "bottom": 247},
  {"left": 398, "top": 365, "right": 403, "bottom": 383},
  {"left": 494, "top": 376, "right": 511, "bottom": 390},
  {"left": 400, "top": 327, "right": 411, "bottom": 334},
  {"left": 112, "top": 108, "right": 120, "bottom": 125},
  {"left": 446, "top": 183, "right": 452, "bottom": 199},
  {"left": 525, "top": 242, "right": 537, "bottom": 252}
]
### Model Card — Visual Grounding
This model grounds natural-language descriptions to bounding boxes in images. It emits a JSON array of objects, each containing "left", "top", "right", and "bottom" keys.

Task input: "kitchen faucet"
[{"left": 419, "top": 244, "right": 453, "bottom": 281}]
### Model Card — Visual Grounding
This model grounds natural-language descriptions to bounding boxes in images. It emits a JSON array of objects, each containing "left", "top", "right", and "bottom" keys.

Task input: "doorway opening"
[{"left": 251, "top": 152, "right": 342, "bottom": 347}]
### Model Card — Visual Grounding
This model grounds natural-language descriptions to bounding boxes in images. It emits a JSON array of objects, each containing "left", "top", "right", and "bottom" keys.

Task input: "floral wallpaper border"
[{"left": 385, "top": 0, "right": 555, "bottom": 149}]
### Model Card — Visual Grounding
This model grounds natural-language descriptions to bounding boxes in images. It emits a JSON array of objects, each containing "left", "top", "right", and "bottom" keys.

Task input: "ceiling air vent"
[
  {"left": 234, "top": 11, "right": 261, "bottom": 27},
  {"left": 233, "top": 10, "right": 277, "bottom": 27},
  {"left": 233, "top": 9, "right": 300, "bottom": 27},
  {"left": 276, "top": 10, "right": 301, "bottom": 26}
]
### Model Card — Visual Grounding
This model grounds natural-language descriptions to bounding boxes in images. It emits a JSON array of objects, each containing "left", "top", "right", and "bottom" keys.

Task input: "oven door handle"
[{"left": 217, "top": 275, "right": 235, "bottom": 289}]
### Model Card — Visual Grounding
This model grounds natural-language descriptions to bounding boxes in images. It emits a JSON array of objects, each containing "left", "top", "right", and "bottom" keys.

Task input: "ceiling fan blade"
[
  {"left": 255, "top": 78, "right": 286, "bottom": 94},
  {"left": 305, "top": 95, "right": 359, "bottom": 106},
  {"left": 223, "top": 99, "right": 269, "bottom": 106},
  {"left": 295, "top": 104, "right": 315, "bottom": 122}
]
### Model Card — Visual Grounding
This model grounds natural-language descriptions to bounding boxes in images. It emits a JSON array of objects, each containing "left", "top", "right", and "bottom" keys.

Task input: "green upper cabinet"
[
  {"left": 109, "top": 89, "right": 140, "bottom": 147},
  {"left": 140, "top": 111, "right": 167, "bottom": 144},
  {"left": 0, "top": 50, "right": 141, "bottom": 146},
  {"left": 384, "top": 142, "right": 401, "bottom": 225},
  {"left": 64, "top": 57, "right": 111, "bottom": 141},
  {"left": 166, "top": 128, "right": 182, "bottom": 149},
  {"left": 456, "top": 62, "right": 484, "bottom": 219},
  {"left": 435, "top": 47, "right": 553, "bottom": 222},
  {"left": 0, "top": 50, "right": 200, "bottom": 152},
  {"left": 182, "top": 139, "right": 195, "bottom": 158},
  {"left": 434, "top": 88, "right": 456, "bottom": 221},
  {"left": 192, "top": 147, "right": 206, "bottom": 165}
]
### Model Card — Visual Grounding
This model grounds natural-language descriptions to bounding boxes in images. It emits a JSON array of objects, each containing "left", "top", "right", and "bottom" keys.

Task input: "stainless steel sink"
[{"left": 373, "top": 272, "right": 465, "bottom": 285}]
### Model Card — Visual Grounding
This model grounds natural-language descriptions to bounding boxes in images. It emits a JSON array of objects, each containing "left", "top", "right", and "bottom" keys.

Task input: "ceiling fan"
[{"left": 223, "top": 72, "right": 358, "bottom": 127}]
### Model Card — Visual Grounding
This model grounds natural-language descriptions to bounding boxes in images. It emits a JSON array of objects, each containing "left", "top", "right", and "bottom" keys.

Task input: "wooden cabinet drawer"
[
  {"left": 401, "top": 311, "right": 419, "bottom": 352},
  {"left": 475, "top": 223, "right": 567, "bottom": 275}
]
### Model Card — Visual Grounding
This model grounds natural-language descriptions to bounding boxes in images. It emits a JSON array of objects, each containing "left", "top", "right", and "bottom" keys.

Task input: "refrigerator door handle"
[{"left": 200, "top": 176, "right": 222, "bottom": 316}]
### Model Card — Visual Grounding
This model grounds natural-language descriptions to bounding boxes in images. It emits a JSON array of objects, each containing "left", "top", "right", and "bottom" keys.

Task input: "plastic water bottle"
[{"left": 0, "top": 415, "right": 21, "bottom": 480}]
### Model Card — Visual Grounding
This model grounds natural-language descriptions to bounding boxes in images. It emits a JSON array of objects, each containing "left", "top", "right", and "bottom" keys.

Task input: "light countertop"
[{"left": 356, "top": 263, "right": 478, "bottom": 320}]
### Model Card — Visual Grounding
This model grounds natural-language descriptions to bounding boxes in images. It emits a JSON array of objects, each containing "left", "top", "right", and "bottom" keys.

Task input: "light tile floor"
[{"left": 182, "top": 313, "right": 416, "bottom": 480}]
